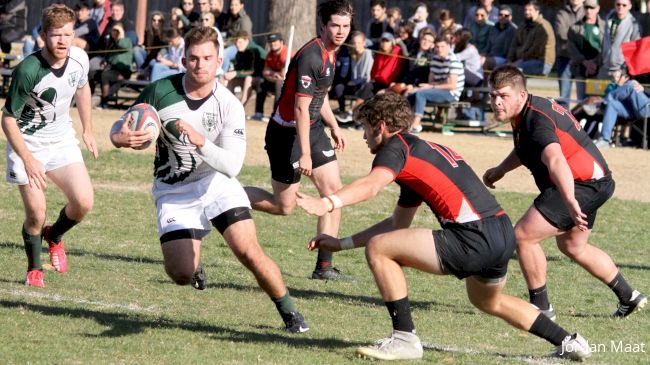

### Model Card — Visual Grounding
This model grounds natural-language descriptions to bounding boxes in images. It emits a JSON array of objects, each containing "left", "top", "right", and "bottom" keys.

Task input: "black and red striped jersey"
[
  {"left": 373, "top": 133, "right": 504, "bottom": 224},
  {"left": 272, "top": 38, "right": 336, "bottom": 127},
  {"left": 513, "top": 95, "right": 610, "bottom": 191}
]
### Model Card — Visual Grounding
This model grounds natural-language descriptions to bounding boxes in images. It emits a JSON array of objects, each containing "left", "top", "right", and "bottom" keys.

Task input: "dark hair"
[
  {"left": 164, "top": 27, "right": 181, "bottom": 41},
  {"left": 400, "top": 21, "right": 416, "bottom": 36},
  {"left": 184, "top": 26, "right": 221, "bottom": 55},
  {"left": 438, "top": 9, "right": 453, "bottom": 21},
  {"left": 349, "top": 30, "right": 365, "bottom": 40},
  {"left": 318, "top": 0, "right": 354, "bottom": 25},
  {"left": 489, "top": 65, "right": 527, "bottom": 90},
  {"left": 525, "top": 0, "right": 541, "bottom": 11},
  {"left": 453, "top": 28, "right": 472, "bottom": 53},
  {"left": 355, "top": 93, "right": 412, "bottom": 133},
  {"left": 74, "top": 1, "right": 90, "bottom": 11},
  {"left": 370, "top": 0, "right": 386, "bottom": 8},
  {"left": 499, "top": 5, "right": 513, "bottom": 14},
  {"left": 111, "top": 0, "right": 125, "bottom": 9},
  {"left": 234, "top": 30, "right": 250, "bottom": 40}
]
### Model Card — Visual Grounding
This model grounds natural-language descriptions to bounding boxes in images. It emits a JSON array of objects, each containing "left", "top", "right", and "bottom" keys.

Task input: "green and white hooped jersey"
[
  {"left": 135, "top": 74, "right": 246, "bottom": 186},
  {"left": 2, "top": 46, "right": 89, "bottom": 142}
]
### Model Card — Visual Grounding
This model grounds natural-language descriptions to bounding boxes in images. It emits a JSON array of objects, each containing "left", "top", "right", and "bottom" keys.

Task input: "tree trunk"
[{"left": 268, "top": 0, "right": 317, "bottom": 52}]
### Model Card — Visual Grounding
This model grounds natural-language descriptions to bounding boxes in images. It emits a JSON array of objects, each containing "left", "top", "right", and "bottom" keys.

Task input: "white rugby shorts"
[
  {"left": 5, "top": 130, "right": 83, "bottom": 185},
  {"left": 154, "top": 173, "right": 251, "bottom": 237}
]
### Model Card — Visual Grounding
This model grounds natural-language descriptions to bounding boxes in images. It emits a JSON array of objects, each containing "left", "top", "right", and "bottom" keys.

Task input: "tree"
[{"left": 268, "top": 0, "right": 317, "bottom": 52}]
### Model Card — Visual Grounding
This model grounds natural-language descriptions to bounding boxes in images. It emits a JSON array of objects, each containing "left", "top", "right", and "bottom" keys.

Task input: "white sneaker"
[
  {"left": 410, "top": 124, "right": 423, "bottom": 134},
  {"left": 357, "top": 330, "right": 423, "bottom": 360},
  {"left": 594, "top": 138, "right": 611, "bottom": 149},
  {"left": 550, "top": 333, "right": 591, "bottom": 361}
]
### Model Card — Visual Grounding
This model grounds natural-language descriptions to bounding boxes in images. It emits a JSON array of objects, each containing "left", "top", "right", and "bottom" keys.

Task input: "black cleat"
[
  {"left": 311, "top": 266, "right": 344, "bottom": 280},
  {"left": 283, "top": 312, "right": 310, "bottom": 333},
  {"left": 191, "top": 265, "right": 207, "bottom": 290},
  {"left": 613, "top": 290, "right": 647, "bottom": 318}
]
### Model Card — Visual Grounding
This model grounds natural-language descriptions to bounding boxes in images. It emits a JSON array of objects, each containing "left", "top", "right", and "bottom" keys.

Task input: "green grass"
[{"left": 0, "top": 146, "right": 648, "bottom": 364}]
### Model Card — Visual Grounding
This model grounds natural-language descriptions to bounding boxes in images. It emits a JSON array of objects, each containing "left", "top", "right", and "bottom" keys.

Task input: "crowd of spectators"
[{"left": 5, "top": 0, "right": 650, "bottom": 147}]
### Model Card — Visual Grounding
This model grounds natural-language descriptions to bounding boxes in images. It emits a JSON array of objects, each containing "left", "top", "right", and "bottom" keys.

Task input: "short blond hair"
[{"left": 42, "top": 4, "right": 75, "bottom": 34}]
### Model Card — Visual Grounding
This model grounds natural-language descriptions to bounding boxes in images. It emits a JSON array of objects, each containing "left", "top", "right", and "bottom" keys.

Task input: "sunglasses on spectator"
[
  {"left": 615, "top": 3, "right": 628, "bottom": 7},
  {"left": 475, "top": 13, "right": 486, "bottom": 17},
  {"left": 498, "top": 13, "right": 510, "bottom": 17},
  {"left": 152, "top": 18, "right": 163, "bottom": 22}
]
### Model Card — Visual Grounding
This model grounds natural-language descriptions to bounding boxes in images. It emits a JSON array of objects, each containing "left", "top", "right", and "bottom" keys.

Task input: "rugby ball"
[{"left": 127, "top": 103, "right": 160, "bottom": 150}]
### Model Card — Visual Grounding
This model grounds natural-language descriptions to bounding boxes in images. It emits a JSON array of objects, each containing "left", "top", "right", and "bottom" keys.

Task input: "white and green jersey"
[
  {"left": 134, "top": 73, "right": 246, "bottom": 187},
  {"left": 2, "top": 46, "right": 89, "bottom": 141}
]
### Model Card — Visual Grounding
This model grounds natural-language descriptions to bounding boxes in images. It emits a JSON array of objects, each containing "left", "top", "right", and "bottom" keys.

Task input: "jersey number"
[
  {"left": 427, "top": 142, "right": 464, "bottom": 167},
  {"left": 551, "top": 102, "right": 582, "bottom": 130}
]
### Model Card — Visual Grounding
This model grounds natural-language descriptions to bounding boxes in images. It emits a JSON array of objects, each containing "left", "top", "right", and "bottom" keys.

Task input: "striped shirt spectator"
[{"left": 429, "top": 53, "right": 465, "bottom": 100}]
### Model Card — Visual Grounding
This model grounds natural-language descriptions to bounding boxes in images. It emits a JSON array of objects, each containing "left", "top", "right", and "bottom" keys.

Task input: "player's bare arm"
[
  {"left": 109, "top": 114, "right": 153, "bottom": 149},
  {"left": 74, "top": 83, "right": 98, "bottom": 159},
  {"left": 320, "top": 94, "right": 346, "bottom": 151},
  {"left": 483, "top": 148, "right": 522, "bottom": 188},
  {"left": 541, "top": 143, "right": 588, "bottom": 230},
  {"left": 1, "top": 113, "right": 47, "bottom": 190},
  {"left": 295, "top": 95, "right": 313, "bottom": 176}
]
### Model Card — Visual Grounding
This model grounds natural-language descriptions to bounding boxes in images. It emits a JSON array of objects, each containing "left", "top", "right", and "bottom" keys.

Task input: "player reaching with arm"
[
  {"left": 2, "top": 4, "right": 97, "bottom": 287},
  {"left": 109, "top": 26, "right": 309, "bottom": 333},
  {"left": 483, "top": 65, "right": 646, "bottom": 320},
  {"left": 296, "top": 92, "right": 591, "bottom": 361},
  {"left": 244, "top": 0, "right": 351, "bottom": 280}
]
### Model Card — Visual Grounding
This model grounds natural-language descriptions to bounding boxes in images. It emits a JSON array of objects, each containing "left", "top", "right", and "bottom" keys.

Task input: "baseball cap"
[
  {"left": 584, "top": 0, "right": 598, "bottom": 8},
  {"left": 267, "top": 33, "right": 282, "bottom": 42},
  {"left": 380, "top": 32, "right": 394, "bottom": 42}
]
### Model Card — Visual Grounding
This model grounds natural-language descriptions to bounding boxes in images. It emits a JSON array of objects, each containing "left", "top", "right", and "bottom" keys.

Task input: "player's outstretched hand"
[
  {"left": 110, "top": 114, "right": 153, "bottom": 149},
  {"left": 82, "top": 131, "right": 99, "bottom": 159},
  {"left": 307, "top": 234, "right": 342, "bottom": 252},
  {"left": 175, "top": 120, "right": 206, "bottom": 148},
  {"left": 483, "top": 167, "right": 504, "bottom": 189},
  {"left": 296, "top": 191, "right": 328, "bottom": 216}
]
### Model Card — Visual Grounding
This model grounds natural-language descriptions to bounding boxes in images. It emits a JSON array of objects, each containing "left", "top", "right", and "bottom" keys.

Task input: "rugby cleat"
[
  {"left": 283, "top": 312, "right": 310, "bottom": 333},
  {"left": 531, "top": 303, "right": 557, "bottom": 321},
  {"left": 613, "top": 290, "right": 647, "bottom": 318},
  {"left": 25, "top": 269, "right": 44, "bottom": 287},
  {"left": 191, "top": 265, "right": 207, "bottom": 290},
  {"left": 549, "top": 333, "right": 591, "bottom": 361},
  {"left": 357, "top": 330, "right": 423, "bottom": 360},
  {"left": 311, "top": 266, "right": 344, "bottom": 281},
  {"left": 43, "top": 225, "right": 67, "bottom": 273}
]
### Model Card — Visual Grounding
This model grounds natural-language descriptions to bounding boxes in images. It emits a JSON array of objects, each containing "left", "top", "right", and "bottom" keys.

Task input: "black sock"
[
  {"left": 316, "top": 249, "right": 333, "bottom": 269},
  {"left": 608, "top": 272, "right": 635, "bottom": 303},
  {"left": 49, "top": 206, "right": 79, "bottom": 243},
  {"left": 23, "top": 225, "right": 43, "bottom": 271},
  {"left": 528, "top": 313, "right": 570, "bottom": 346},
  {"left": 385, "top": 297, "right": 416, "bottom": 333},
  {"left": 529, "top": 285, "right": 550, "bottom": 310},
  {"left": 273, "top": 292, "right": 298, "bottom": 322}
]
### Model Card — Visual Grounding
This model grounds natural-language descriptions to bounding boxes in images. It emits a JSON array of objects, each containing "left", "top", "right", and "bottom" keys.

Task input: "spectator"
[
  {"left": 223, "top": 31, "right": 266, "bottom": 107},
  {"left": 199, "top": 11, "right": 215, "bottom": 27},
  {"left": 469, "top": 7, "right": 494, "bottom": 54},
  {"left": 401, "top": 28, "right": 435, "bottom": 89},
  {"left": 594, "top": 65, "right": 650, "bottom": 148},
  {"left": 386, "top": 6, "right": 402, "bottom": 32},
  {"left": 568, "top": 0, "right": 605, "bottom": 102},
  {"left": 598, "top": 0, "right": 640, "bottom": 78},
  {"left": 452, "top": 28, "right": 483, "bottom": 87},
  {"left": 169, "top": 7, "right": 186, "bottom": 34},
  {"left": 0, "top": 0, "right": 26, "bottom": 54},
  {"left": 333, "top": 31, "right": 373, "bottom": 123},
  {"left": 640, "top": 0, "right": 650, "bottom": 37},
  {"left": 90, "top": 0, "right": 111, "bottom": 35},
  {"left": 351, "top": 32, "right": 406, "bottom": 113},
  {"left": 555, "top": 0, "right": 585, "bottom": 109},
  {"left": 179, "top": 0, "right": 199, "bottom": 33},
  {"left": 407, "top": 36, "right": 465, "bottom": 133},
  {"left": 99, "top": 23, "right": 133, "bottom": 108},
  {"left": 210, "top": 0, "right": 228, "bottom": 30},
  {"left": 221, "top": 0, "right": 252, "bottom": 74},
  {"left": 409, "top": 3, "right": 434, "bottom": 38},
  {"left": 366, "top": 0, "right": 392, "bottom": 48},
  {"left": 98, "top": 0, "right": 136, "bottom": 49},
  {"left": 196, "top": 0, "right": 211, "bottom": 24},
  {"left": 437, "top": 9, "right": 462, "bottom": 40},
  {"left": 22, "top": 23, "right": 43, "bottom": 58},
  {"left": 150, "top": 27, "right": 185, "bottom": 82},
  {"left": 133, "top": 11, "right": 166, "bottom": 74},
  {"left": 463, "top": 0, "right": 499, "bottom": 28},
  {"left": 508, "top": 0, "right": 555, "bottom": 76},
  {"left": 73, "top": 1, "right": 100, "bottom": 51},
  {"left": 253, "top": 32, "right": 294, "bottom": 121},
  {"left": 397, "top": 21, "right": 418, "bottom": 56},
  {"left": 483, "top": 5, "right": 517, "bottom": 71}
]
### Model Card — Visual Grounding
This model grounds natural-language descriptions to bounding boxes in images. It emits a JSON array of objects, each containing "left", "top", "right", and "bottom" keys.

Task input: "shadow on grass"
[
  {"left": 511, "top": 253, "right": 650, "bottom": 271},
  {"left": 0, "top": 241, "right": 163, "bottom": 265},
  {"left": 0, "top": 299, "right": 365, "bottom": 348}
]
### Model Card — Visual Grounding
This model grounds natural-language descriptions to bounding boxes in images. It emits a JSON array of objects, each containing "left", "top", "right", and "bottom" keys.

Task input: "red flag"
[{"left": 622, "top": 36, "right": 650, "bottom": 76}]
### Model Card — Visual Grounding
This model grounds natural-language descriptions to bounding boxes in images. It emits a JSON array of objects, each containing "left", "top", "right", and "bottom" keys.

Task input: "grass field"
[{"left": 0, "top": 145, "right": 648, "bottom": 365}]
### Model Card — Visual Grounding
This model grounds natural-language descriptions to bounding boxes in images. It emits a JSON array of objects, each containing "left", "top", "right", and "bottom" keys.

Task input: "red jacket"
[{"left": 370, "top": 45, "right": 405, "bottom": 85}]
